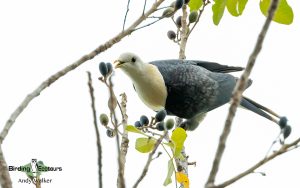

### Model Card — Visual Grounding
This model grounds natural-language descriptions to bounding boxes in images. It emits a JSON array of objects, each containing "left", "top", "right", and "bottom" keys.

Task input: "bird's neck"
[{"left": 130, "top": 64, "right": 167, "bottom": 111}]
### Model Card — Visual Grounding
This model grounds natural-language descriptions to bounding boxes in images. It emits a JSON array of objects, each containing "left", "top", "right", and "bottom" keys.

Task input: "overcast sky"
[{"left": 0, "top": 0, "right": 300, "bottom": 188}]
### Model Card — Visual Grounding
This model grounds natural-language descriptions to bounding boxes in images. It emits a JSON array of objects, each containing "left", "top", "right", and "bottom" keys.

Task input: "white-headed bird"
[{"left": 113, "top": 52, "right": 290, "bottom": 137}]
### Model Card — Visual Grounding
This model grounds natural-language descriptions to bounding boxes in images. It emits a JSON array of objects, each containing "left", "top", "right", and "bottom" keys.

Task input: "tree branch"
[
  {"left": 205, "top": 0, "right": 279, "bottom": 187},
  {"left": 0, "top": 0, "right": 166, "bottom": 145},
  {"left": 179, "top": 4, "right": 188, "bottom": 59},
  {"left": 87, "top": 72, "right": 103, "bottom": 188},
  {"left": 118, "top": 93, "right": 129, "bottom": 187},
  {"left": 0, "top": 146, "right": 12, "bottom": 188},
  {"left": 213, "top": 137, "right": 300, "bottom": 188},
  {"left": 106, "top": 77, "right": 125, "bottom": 188}
]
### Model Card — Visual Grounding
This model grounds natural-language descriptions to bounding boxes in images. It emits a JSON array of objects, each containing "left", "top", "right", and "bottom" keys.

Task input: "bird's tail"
[{"left": 240, "top": 96, "right": 291, "bottom": 138}]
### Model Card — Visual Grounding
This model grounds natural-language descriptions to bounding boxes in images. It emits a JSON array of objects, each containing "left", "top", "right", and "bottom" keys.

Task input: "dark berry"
[
  {"left": 155, "top": 110, "right": 167, "bottom": 122},
  {"left": 175, "top": 0, "right": 184, "bottom": 10},
  {"left": 134, "top": 121, "right": 142, "bottom": 128},
  {"left": 184, "top": 0, "right": 190, "bottom": 4},
  {"left": 189, "top": 11, "right": 198, "bottom": 23},
  {"left": 100, "top": 113, "right": 109, "bottom": 126},
  {"left": 175, "top": 16, "right": 182, "bottom": 28},
  {"left": 167, "top": 30, "right": 176, "bottom": 40},
  {"left": 279, "top": 116, "right": 288, "bottom": 128},
  {"left": 140, "top": 115, "right": 149, "bottom": 126},
  {"left": 166, "top": 119, "right": 175, "bottom": 130},
  {"left": 99, "top": 62, "right": 108, "bottom": 77},
  {"left": 106, "top": 128, "right": 115, "bottom": 138},
  {"left": 156, "top": 122, "right": 165, "bottom": 131},
  {"left": 106, "top": 62, "right": 113, "bottom": 75}
]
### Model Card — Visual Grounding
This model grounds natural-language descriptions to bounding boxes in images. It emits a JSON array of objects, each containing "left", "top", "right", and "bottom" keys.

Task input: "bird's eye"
[{"left": 131, "top": 57, "right": 136, "bottom": 63}]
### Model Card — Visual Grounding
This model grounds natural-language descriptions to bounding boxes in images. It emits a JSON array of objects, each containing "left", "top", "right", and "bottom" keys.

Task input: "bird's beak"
[{"left": 113, "top": 60, "right": 125, "bottom": 69}]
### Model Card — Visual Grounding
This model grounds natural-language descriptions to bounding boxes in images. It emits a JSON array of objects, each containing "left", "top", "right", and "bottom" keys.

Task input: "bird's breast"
[{"left": 133, "top": 66, "right": 167, "bottom": 111}]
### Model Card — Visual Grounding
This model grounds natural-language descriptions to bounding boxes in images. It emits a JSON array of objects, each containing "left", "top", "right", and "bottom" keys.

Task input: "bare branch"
[
  {"left": 0, "top": 0, "right": 166, "bottom": 145},
  {"left": 133, "top": 132, "right": 167, "bottom": 188},
  {"left": 178, "top": 4, "right": 188, "bottom": 59},
  {"left": 0, "top": 146, "right": 12, "bottom": 188},
  {"left": 206, "top": 0, "right": 280, "bottom": 187},
  {"left": 123, "top": 0, "right": 131, "bottom": 31},
  {"left": 87, "top": 72, "right": 103, "bottom": 188},
  {"left": 213, "top": 137, "right": 300, "bottom": 188}
]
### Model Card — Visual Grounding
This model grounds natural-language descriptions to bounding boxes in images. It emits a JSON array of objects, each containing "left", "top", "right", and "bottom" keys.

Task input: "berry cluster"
[
  {"left": 134, "top": 110, "right": 175, "bottom": 131},
  {"left": 163, "top": 0, "right": 199, "bottom": 42}
]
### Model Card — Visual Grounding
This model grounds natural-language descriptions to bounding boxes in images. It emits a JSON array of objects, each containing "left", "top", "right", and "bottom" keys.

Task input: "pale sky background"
[{"left": 0, "top": 0, "right": 300, "bottom": 188}]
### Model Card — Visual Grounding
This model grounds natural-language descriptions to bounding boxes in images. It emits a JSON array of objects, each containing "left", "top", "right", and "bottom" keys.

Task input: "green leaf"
[
  {"left": 135, "top": 137, "right": 157, "bottom": 153},
  {"left": 171, "top": 127, "right": 187, "bottom": 157},
  {"left": 125, "top": 125, "right": 148, "bottom": 137},
  {"left": 212, "top": 0, "right": 227, "bottom": 25},
  {"left": 226, "top": 0, "right": 248, "bottom": 16},
  {"left": 188, "top": 0, "right": 203, "bottom": 11},
  {"left": 260, "top": 0, "right": 293, "bottom": 25},
  {"left": 163, "top": 159, "right": 175, "bottom": 186}
]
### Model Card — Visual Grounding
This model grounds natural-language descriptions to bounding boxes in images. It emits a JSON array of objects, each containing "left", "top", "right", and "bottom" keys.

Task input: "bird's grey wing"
[
  {"left": 192, "top": 60, "right": 244, "bottom": 73},
  {"left": 150, "top": 60, "right": 237, "bottom": 119},
  {"left": 150, "top": 59, "right": 244, "bottom": 73}
]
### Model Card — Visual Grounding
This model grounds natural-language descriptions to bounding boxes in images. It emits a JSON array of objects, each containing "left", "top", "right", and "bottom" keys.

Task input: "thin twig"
[
  {"left": 0, "top": 146, "right": 12, "bottom": 188},
  {"left": 0, "top": 1, "right": 166, "bottom": 186},
  {"left": 133, "top": 17, "right": 164, "bottom": 31},
  {"left": 123, "top": 0, "right": 131, "bottom": 31},
  {"left": 205, "top": 0, "right": 279, "bottom": 187},
  {"left": 213, "top": 137, "right": 300, "bottom": 188},
  {"left": 87, "top": 72, "right": 103, "bottom": 188},
  {"left": 133, "top": 132, "right": 167, "bottom": 188},
  {"left": 142, "top": 0, "right": 147, "bottom": 15},
  {"left": 187, "top": 0, "right": 210, "bottom": 38}
]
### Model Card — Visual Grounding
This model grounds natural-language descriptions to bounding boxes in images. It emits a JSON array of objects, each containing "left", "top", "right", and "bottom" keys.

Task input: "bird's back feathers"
[{"left": 149, "top": 60, "right": 240, "bottom": 119}]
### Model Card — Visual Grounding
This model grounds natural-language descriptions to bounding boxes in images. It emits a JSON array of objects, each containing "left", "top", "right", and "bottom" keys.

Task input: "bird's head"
[{"left": 114, "top": 52, "right": 145, "bottom": 76}]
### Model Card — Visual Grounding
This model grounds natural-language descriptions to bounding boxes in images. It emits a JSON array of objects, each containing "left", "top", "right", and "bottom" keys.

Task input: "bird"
[{"left": 113, "top": 52, "right": 290, "bottom": 136}]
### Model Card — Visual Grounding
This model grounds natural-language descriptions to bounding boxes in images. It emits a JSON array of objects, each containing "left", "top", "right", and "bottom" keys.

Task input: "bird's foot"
[{"left": 179, "top": 119, "right": 199, "bottom": 131}]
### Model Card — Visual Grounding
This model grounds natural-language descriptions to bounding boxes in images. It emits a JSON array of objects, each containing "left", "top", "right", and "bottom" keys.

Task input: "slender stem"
[
  {"left": 134, "top": 17, "right": 164, "bottom": 31},
  {"left": 87, "top": 72, "right": 103, "bottom": 188},
  {"left": 123, "top": 0, "right": 131, "bottom": 31},
  {"left": 187, "top": 0, "right": 210, "bottom": 38},
  {"left": 133, "top": 132, "right": 167, "bottom": 188},
  {"left": 205, "top": 0, "right": 279, "bottom": 187}
]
